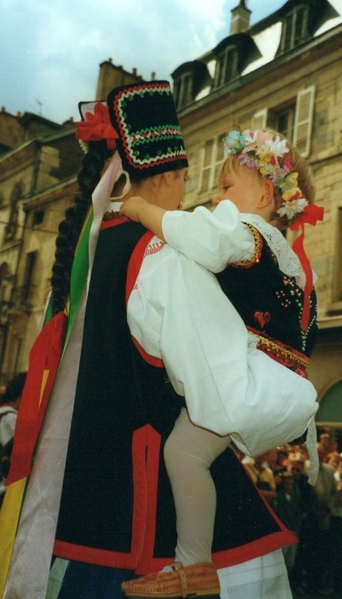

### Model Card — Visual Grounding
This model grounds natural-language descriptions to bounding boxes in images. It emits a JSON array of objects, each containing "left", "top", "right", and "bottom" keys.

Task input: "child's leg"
[{"left": 164, "top": 407, "right": 231, "bottom": 566}]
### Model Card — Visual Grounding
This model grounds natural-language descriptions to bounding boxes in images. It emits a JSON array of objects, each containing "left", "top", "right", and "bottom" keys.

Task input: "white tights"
[{"left": 164, "top": 407, "right": 232, "bottom": 566}]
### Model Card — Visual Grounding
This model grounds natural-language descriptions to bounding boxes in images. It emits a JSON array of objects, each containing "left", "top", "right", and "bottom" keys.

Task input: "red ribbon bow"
[
  {"left": 290, "top": 204, "right": 324, "bottom": 330},
  {"left": 75, "top": 102, "right": 118, "bottom": 150}
]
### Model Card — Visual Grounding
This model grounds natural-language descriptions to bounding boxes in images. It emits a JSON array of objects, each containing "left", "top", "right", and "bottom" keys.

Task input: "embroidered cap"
[{"left": 107, "top": 80, "right": 188, "bottom": 179}]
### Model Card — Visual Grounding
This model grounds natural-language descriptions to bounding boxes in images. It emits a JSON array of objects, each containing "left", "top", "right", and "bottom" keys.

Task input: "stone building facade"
[{"left": 0, "top": 116, "right": 83, "bottom": 380}]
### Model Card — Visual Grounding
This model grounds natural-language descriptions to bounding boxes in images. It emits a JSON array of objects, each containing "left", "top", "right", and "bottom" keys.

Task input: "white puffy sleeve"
[
  {"left": 127, "top": 238, "right": 318, "bottom": 457},
  {"left": 127, "top": 241, "right": 249, "bottom": 431},
  {"left": 161, "top": 200, "right": 255, "bottom": 272}
]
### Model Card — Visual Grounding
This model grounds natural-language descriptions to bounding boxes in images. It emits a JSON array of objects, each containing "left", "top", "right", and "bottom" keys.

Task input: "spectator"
[
  {"left": 265, "top": 447, "right": 279, "bottom": 471},
  {"left": 272, "top": 472, "right": 302, "bottom": 581},
  {"left": 277, "top": 445, "right": 289, "bottom": 468},
  {"left": 0, "top": 372, "right": 27, "bottom": 507},
  {"left": 302, "top": 443, "right": 337, "bottom": 594},
  {"left": 319, "top": 432, "right": 333, "bottom": 461},
  {"left": 327, "top": 450, "right": 340, "bottom": 471},
  {"left": 287, "top": 452, "right": 315, "bottom": 591},
  {"left": 330, "top": 456, "right": 342, "bottom": 594},
  {"left": 243, "top": 451, "right": 277, "bottom": 504}
]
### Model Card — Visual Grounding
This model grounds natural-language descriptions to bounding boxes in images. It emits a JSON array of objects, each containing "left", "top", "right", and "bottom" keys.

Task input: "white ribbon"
[{"left": 87, "top": 151, "right": 123, "bottom": 286}]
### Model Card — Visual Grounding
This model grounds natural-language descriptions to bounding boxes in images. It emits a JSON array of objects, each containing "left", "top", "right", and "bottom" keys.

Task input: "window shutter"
[
  {"left": 213, "top": 133, "right": 226, "bottom": 185},
  {"left": 198, "top": 140, "right": 214, "bottom": 192},
  {"left": 251, "top": 109, "right": 268, "bottom": 130},
  {"left": 198, "top": 134, "right": 226, "bottom": 193},
  {"left": 293, "top": 86, "right": 315, "bottom": 157}
]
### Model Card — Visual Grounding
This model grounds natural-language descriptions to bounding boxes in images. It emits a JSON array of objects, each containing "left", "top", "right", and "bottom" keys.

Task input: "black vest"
[
  {"left": 55, "top": 220, "right": 289, "bottom": 573},
  {"left": 216, "top": 226, "right": 317, "bottom": 358}
]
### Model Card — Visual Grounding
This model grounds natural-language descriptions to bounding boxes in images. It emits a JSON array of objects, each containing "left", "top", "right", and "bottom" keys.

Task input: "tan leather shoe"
[{"left": 121, "top": 562, "right": 220, "bottom": 599}]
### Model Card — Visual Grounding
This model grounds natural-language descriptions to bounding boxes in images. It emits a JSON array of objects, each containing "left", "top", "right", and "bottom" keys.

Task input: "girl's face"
[{"left": 212, "top": 161, "right": 265, "bottom": 213}]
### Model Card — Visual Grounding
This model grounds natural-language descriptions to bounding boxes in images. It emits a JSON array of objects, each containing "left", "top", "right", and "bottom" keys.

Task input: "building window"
[
  {"left": 277, "top": 107, "right": 296, "bottom": 141},
  {"left": 21, "top": 251, "right": 37, "bottom": 306},
  {"left": 215, "top": 47, "right": 238, "bottom": 87},
  {"left": 32, "top": 210, "right": 45, "bottom": 226},
  {"left": 253, "top": 86, "right": 315, "bottom": 157},
  {"left": 174, "top": 73, "right": 192, "bottom": 110},
  {"left": 198, "top": 133, "right": 226, "bottom": 194},
  {"left": 5, "top": 181, "right": 23, "bottom": 242},
  {"left": 0, "top": 263, "right": 11, "bottom": 325},
  {"left": 281, "top": 5, "right": 309, "bottom": 52}
]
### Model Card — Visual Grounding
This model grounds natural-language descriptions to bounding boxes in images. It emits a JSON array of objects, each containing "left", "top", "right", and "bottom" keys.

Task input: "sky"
[{"left": 1, "top": 0, "right": 286, "bottom": 124}]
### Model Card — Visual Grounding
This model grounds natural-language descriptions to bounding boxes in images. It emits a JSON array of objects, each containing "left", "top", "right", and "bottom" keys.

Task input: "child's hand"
[
  {"left": 120, "top": 196, "right": 148, "bottom": 222},
  {"left": 120, "top": 197, "right": 166, "bottom": 241}
]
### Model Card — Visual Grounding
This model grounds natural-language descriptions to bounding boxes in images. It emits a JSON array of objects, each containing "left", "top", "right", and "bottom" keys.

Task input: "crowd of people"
[{"left": 242, "top": 434, "right": 342, "bottom": 597}]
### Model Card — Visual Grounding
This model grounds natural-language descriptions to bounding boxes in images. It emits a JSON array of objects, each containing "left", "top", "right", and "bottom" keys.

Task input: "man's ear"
[
  {"left": 259, "top": 178, "right": 274, "bottom": 208},
  {"left": 160, "top": 171, "right": 172, "bottom": 188}
]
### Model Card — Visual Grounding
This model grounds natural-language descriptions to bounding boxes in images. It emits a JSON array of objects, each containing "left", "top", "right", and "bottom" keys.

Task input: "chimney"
[{"left": 230, "top": 0, "right": 251, "bottom": 35}]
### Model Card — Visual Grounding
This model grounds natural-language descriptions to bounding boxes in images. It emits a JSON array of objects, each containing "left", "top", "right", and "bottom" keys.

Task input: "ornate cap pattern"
[{"left": 107, "top": 81, "right": 188, "bottom": 179}]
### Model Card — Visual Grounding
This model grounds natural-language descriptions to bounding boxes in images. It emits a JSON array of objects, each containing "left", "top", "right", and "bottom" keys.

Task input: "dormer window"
[
  {"left": 281, "top": 5, "right": 309, "bottom": 52},
  {"left": 174, "top": 73, "right": 192, "bottom": 110},
  {"left": 215, "top": 47, "right": 238, "bottom": 87},
  {"left": 172, "top": 60, "right": 212, "bottom": 111}
]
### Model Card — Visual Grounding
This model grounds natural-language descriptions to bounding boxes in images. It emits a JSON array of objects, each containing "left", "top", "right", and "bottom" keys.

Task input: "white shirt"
[
  {"left": 161, "top": 200, "right": 306, "bottom": 285},
  {"left": 126, "top": 205, "right": 318, "bottom": 458}
]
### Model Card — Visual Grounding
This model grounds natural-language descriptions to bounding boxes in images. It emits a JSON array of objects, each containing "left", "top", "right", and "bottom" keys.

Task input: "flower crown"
[{"left": 224, "top": 129, "right": 308, "bottom": 224}]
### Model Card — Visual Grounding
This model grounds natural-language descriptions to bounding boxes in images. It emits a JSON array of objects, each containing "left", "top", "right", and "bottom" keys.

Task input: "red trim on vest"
[
  {"left": 126, "top": 230, "right": 154, "bottom": 304},
  {"left": 131, "top": 337, "right": 164, "bottom": 368},
  {"left": 53, "top": 540, "right": 135, "bottom": 570},
  {"left": 137, "top": 457, "right": 296, "bottom": 573},
  {"left": 53, "top": 424, "right": 162, "bottom": 570},
  {"left": 126, "top": 230, "right": 164, "bottom": 368},
  {"left": 213, "top": 527, "right": 296, "bottom": 569},
  {"left": 53, "top": 425, "right": 296, "bottom": 573},
  {"left": 100, "top": 216, "right": 129, "bottom": 230}
]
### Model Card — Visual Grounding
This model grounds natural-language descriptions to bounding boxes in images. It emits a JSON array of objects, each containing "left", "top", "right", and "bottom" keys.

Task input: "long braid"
[{"left": 50, "top": 140, "right": 112, "bottom": 315}]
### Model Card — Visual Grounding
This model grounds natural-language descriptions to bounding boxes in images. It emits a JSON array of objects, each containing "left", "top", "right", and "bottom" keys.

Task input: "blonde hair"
[{"left": 219, "top": 129, "right": 315, "bottom": 230}]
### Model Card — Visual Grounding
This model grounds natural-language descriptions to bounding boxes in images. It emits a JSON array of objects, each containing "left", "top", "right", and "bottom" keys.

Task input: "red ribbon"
[
  {"left": 75, "top": 102, "right": 118, "bottom": 150},
  {"left": 290, "top": 204, "right": 324, "bottom": 330},
  {"left": 7, "top": 312, "right": 68, "bottom": 484}
]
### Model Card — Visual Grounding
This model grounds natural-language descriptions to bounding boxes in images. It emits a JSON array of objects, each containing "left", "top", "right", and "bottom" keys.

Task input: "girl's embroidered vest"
[
  {"left": 54, "top": 220, "right": 293, "bottom": 573},
  {"left": 216, "top": 225, "right": 317, "bottom": 374}
]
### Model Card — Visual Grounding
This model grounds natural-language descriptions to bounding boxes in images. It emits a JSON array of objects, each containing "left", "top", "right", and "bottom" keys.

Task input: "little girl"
[{"left": 121, "top": 129, "right": 323, "bottom": 597}]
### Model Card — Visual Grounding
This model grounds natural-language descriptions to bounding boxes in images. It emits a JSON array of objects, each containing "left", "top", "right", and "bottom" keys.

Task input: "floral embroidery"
[{"left": 144, "top": 240, "right": 166, "bottom": 257}]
